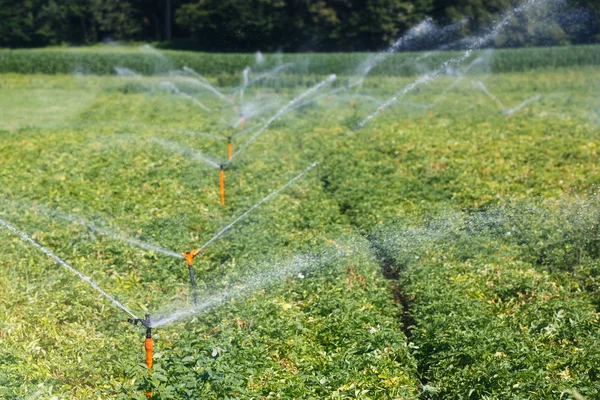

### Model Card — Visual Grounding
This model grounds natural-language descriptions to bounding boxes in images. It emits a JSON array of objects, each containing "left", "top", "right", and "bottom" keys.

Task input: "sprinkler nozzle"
[
  {"left": 182, "top": 249, "right": 201, "bottom": 265},
  {"left": 181, "top": 250, "right": 200, "bottom": 305},
  {"left": 128, "top": 313, "right": 152, "bottom": 330},
  {"left": 128, "top": 313, "right": 152, "bottom": 346}
]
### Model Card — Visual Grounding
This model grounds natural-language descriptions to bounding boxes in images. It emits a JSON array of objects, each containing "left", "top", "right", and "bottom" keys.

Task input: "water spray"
[
  {"left": 472, "top": 80, "right": 506, "bottom": 110},
  {"left": 242, "top": 63, "right": 294, "bottom": 90},
  {"left": 160, "top": 82, "right": 210, "bottom": 112},
  {"left": 0, "top": 218, "right": 138, "bottom": 319},
  {"left": 430, "top": 56, "right": 486, "bottom": 107},
  {"left": 505, "top": 94, "right": 541, "bottom": 117},
  {"left": 228, "top": 76, "right": 336, "bottom": 163},
  {"left": 180, "top": 161, "right": 319, "bottom": 269},
  {"left": 356, "top": 0, "right": 547, "bottom": 131},
  {"left": 151, "top": 137, "right": 221, "bottom": 170},
  {"left": 182, "top": 77, "right": 232, "bottom": 104},
  {"left": 177, "top": 163, "right": 317, "bottom": 309}
]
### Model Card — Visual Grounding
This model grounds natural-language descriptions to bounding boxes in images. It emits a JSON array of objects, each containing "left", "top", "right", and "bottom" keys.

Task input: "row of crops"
[
  {"left": 0, "top": 62, "right": 599, "bottom": 398},
  {"left": 1, "top": 45, "right": 599, "bottom": 77},
  {"left": 372, "top": 201, "right": 600, "bottom": 398}
]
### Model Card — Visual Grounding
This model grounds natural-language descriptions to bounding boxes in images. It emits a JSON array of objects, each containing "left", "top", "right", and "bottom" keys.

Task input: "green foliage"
[
  {"left": 0, "top": 64, "right": 599, "bottom": 398},
  {"left": 0, "top": 0, "right": 599, "bottom": 49},
  {"left": 1, "top": 45, "right": 600, "bottom": 76},
  {"left": 373, "top": 199, "right": 600, "bottom": 398}
]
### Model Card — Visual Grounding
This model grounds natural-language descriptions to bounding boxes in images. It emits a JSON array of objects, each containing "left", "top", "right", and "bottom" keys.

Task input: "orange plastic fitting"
[
  {"left": 227, "top": 141, "right": 233, "bottom": 160},
  {"left": 145, "top": 338, "right": 153, "bottom": 370},
  {"left": 182, "top": 249, "right": 201, "bottom": 264},
  {"left": 183, "top": 251, "right": 195, "bottom": 266},
  {"left": 239, "top": 116, "right": 245, "bottom": 130},
  {"left": 381, "top": 108, "right": 384, "bottom": 115},
  {"left": 219, "top": 168, "right": 225, "bottom": 206}
]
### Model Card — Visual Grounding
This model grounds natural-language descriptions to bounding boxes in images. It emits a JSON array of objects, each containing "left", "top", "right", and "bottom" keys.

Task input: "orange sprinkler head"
[
  {"left": 227, "top": 141, "right": 233, "bottom": 160},
  {"left": 182, "top": 250, "right": 200, "bottom": 305},
  {"left": 239, "top": 116, "right": 245, "bottom": 130},
  {"left": 219, "top": 167, "right": 225, "bottom": 206},
  {"left": 183, "top": 250, "right": 196, "bottom": 266}
]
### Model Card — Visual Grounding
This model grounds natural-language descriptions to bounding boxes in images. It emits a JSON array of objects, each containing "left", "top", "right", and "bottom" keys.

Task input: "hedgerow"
[{"left": 1, "top": 45, "right": 600, "bottom": 76}]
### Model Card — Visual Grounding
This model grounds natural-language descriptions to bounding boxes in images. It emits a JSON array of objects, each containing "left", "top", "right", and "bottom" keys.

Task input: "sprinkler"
[
  {"left": 380, "top": 107, "right": 384, "bottom": 115},
  {"left": 128, "top": 313, "right": 153, "bottom": 398},
  {"left": 239, "top": 115, "right": 246, "bottom": 130},
  {"left": 350, "top": 99, "right": 355, "bottom": 110},
  {"left": 182, "top": 249, "right": 200, "bottom": 305},
  {"left": 219, "top": 164, "right": 225, "bottom": 206}
]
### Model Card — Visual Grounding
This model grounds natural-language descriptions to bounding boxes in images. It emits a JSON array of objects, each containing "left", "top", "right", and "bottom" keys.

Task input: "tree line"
[{"left": 1, "top": 0, "right": 598, "bottom": 51}]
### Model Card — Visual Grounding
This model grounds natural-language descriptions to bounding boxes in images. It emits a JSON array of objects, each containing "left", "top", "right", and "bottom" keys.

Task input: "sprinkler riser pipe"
[
  {"left": 219, "top": 168, "right": 225, "bottom": 206},
  {"left": 187, "top": 264, "right": 198, "bottom": 305}
]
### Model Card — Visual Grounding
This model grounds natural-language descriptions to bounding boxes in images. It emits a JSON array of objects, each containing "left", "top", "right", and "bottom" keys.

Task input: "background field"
[{"left": 0, "top": 47, "right": 599, "bottom": 399}]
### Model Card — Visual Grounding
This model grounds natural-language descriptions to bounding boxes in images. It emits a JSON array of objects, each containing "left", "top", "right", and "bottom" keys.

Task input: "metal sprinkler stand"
[
  {"left": 182, "top": 250, "right": 200, "bottom": 305},
  {"left": 128, "top": 314, "right": 153, "bottom": 398}
]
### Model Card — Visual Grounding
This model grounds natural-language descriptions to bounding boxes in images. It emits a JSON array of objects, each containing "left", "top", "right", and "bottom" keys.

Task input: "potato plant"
[{"left": 0, "top": 61, "right": 598, "bottom": 398}]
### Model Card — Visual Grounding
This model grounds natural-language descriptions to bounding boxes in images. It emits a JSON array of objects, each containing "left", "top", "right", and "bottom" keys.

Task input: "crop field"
[{"left": 0, "top": 47, "right": 599, "bottom": 399}]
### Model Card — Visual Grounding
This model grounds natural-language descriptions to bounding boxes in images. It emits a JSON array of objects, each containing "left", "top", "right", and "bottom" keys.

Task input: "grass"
[{"left": 0, "top": 59, "right": 599, "bottom": 398}]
